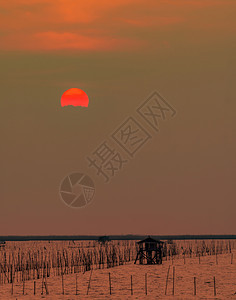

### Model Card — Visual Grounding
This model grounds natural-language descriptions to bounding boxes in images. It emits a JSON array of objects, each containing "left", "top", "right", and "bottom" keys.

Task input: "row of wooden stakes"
[{"left": 9, "top": 266, "right": 221, "bottom": 296}]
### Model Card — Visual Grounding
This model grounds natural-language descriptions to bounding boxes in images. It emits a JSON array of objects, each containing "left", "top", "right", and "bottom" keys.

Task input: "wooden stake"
[
  {"left": 131, "top": 275, "right": 133, "bottom": 295},
  {"left": 87, "top": 269, "right": 93, "bottom": 295},
  {"left": 194, "top": 277, "right": 196, "bottom": 295},
  {"left": 216, "top": 253, "right": 218, "bottom": 265},
  {"left": 108, "top": 272, "right": 112, "bottom": 295},
  {"left": 172, "top": 267, "right": 175, "bottom": 296},
  {"left": 44, "top": 279, "right": 49, "bottom": 295},
  {"left": 34, "top": 281, "right": 36, "bottom": 295},
  {"left": 61, "top": 274, "right": 64, "bottom": 295},
  {"left": 22, "top": 271, "right": 25, "bottom": 295},
  {"left": 145, "top": 273, "right": 147, "bottom": 295},
  {"left": 231, "top": 253, "right": 233, "bottom": 264},
  {"left": 213, "top": 276, "right": 216, "bottom": 296},
  {"left": 10, "top": 265, "right": 14, "bottom": 295},
  {"left": 165, "top": 265, "right": 170, "bottom": 295},
  {"left": 11, "top": 278, "right": 14, "bottom": 295}
]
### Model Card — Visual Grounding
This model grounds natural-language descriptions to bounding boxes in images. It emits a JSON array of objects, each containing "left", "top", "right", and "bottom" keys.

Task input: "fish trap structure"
[
  {"left": 98, "top": 236, "right": 110, "bottom": 243},
  {"left": 0, "top": 241, "right": 5, "bottom": 250},
  {"left": 134, "top": 236, "right": 164, "bottom": 265}
]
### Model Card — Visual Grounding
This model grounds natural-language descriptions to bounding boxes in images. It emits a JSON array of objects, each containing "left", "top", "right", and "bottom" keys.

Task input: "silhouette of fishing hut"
[
  {"left": 134, "top": 236, "right": 164, "bottom": 265},
  {"left": 98, "top": 235, "right": 110, "bottom": 243}
]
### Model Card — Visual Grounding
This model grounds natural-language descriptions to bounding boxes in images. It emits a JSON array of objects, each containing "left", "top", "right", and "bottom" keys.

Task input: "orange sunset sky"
[{"left": 0, "top": 0, "right": 235, "bottom": 235}]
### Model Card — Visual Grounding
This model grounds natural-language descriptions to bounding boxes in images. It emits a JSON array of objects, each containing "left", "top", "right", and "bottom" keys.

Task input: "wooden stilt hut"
[{"left": 134, "top": 236, "right": 164, "bottom": 265}]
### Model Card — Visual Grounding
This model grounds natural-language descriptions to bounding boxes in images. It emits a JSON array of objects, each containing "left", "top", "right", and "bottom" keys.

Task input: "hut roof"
[{"left": 137, "top": 236, "right": 164, "bottom": 244}]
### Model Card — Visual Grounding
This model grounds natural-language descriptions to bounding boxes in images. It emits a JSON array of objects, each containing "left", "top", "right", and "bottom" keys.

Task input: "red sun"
[{"left": 61, "top": 88, "right": 89, "bottom": 107}]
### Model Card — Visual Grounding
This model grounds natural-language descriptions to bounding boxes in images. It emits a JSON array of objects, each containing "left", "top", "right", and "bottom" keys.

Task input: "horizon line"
[{"left": 0, "top": 234, "right": 235, "bottom": 241}]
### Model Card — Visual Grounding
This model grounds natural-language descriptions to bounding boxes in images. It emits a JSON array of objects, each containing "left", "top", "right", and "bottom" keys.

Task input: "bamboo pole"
[
  {"left": 44, "top": 279, "right": 49, "bottom": 295},
  {"left": 10, "top": 265, "right": 13, "bottom": 295},
  {"left": 213, "top": 276, "right": 216, "bottom": 296},
  {"left": 87, "top": 269, "right": 93, "bottom": 295},
  {"left": 22, "top": 274, "right": 25, "bottom": 295},
  {"left": 165, "top": 265, "right": 170, "bottom": 295},
  {"left": 172, "top": 267, "right": 175, "bottom": 296},
  {"left": 109, "top": 272, "right": 112, "bottom": 295},
  {"left": 131, "top": 275, "right": 133, "bottom": 295},
  {"left": 194, "top": 277, "right": 196, "bottom": 295},
  {"left": 145, "top": 273, "right": 147, "bottom": 295},
  {"left": 61, "top": 273, "right": 64, "bottom": 295}
]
